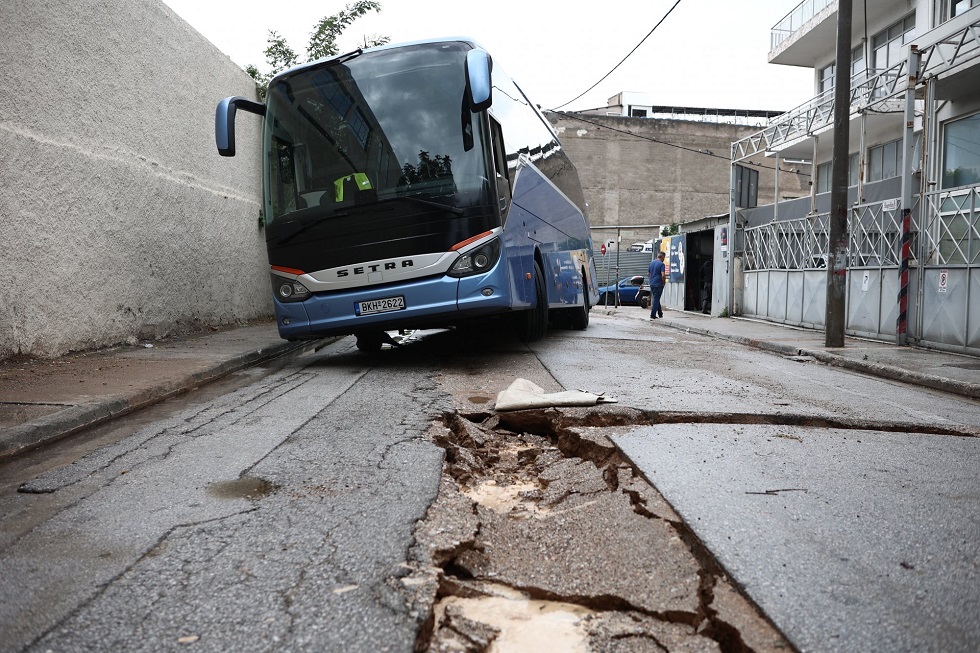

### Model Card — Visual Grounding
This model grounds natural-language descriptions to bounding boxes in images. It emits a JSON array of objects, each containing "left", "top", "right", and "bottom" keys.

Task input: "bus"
[{"left": 216, "top": 38, "right": 598, "bottom": 351}]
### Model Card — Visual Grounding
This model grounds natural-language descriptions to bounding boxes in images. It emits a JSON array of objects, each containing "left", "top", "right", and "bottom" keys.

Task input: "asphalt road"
[
  {"left": 1, "top": 340, "right": 448, "bottom": 653},
  {"left": 534, "top": 312, "right": 980, "bottom": 653},
  {"left": 1, "top": 310, "right": 977, "bottom": 652}
]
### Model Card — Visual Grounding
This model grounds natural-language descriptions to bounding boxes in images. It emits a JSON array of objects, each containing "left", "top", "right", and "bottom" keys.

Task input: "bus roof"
[{"left": 271, "top": 37, "right": 488, "bottom": 85}]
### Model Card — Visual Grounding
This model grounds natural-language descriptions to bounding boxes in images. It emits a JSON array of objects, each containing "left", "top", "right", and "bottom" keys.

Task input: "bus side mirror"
[
  {"left": 465, "top": 49, "right": 492, "bottom": 112},
  {"left": 215, "top": 96, "right": 265, "bottom": 157}
]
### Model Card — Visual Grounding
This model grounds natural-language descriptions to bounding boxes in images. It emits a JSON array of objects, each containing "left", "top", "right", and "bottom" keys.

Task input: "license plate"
[{"left": 355, "top": 296, "right": 405, "bottom": 316}]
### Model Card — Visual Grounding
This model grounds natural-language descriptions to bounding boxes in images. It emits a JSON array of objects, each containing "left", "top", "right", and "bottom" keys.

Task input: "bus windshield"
[{"left": 263, "top": 42, "right": 492, "bottom": 227}]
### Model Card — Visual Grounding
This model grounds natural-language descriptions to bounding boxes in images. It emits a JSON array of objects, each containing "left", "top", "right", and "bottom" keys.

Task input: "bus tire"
[
  {"left": 569, "top": 282, "right": 590, "bottom": 330},
  {"left": 517, "top": 260, "right": 548, "bottom": 342}
]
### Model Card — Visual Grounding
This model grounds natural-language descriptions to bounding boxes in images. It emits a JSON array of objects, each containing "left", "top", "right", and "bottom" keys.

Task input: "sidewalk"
[
  {"left": 611, "top": 305, "right": 980, "bottom": 401},
  {"left": 0, "top": 321, "right": 327, "bottom": 461},
  {"left": 1, "top": 312, "right": 977, "bottom": 461}
]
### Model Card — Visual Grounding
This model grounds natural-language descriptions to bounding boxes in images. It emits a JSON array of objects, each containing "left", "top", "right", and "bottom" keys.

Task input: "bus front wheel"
[{"left": 517, "top": 260, "right": 548, "bottom": 342}]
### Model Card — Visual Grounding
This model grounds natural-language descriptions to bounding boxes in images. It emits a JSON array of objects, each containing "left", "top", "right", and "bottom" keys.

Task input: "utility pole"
[{"left": 825, "top": 0, "right": 852, "bottom": 347}]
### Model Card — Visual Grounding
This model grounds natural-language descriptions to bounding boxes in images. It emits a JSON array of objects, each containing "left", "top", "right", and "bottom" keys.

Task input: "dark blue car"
[{"left": 597, "top": 275, "right": 646, "bottom": 306}]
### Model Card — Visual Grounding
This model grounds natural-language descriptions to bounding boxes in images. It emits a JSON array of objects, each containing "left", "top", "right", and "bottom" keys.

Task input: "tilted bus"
[{"left": 216, "top": 38, "right": 598, "bottom": 351}]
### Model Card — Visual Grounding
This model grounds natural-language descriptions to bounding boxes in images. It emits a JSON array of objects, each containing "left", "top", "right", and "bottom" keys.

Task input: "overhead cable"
[{"left": 551, "top": 0, "right": 684, "bottom": 111}]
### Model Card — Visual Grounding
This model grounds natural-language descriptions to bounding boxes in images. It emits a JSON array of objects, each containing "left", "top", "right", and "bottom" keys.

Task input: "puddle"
[
  {"left": 432, "top": 586, "right": 595, "bottom": 653},
  {"left": 463, "top": 479, "right": 542, "bottom": 515},
  {"left": 206, "top": 476, "right": 279, "bottom": 500}
]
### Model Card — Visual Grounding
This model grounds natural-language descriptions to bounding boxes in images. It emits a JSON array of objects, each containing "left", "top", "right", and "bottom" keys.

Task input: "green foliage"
[
  {"left": 660, "top": 223, "right": 680, "bottom": 237},
  {"left": 247, "top": 1, "right": 387, "bottom": 99},
  {"left": 308, "top": 1, "right": 387, "bottom": 61}
]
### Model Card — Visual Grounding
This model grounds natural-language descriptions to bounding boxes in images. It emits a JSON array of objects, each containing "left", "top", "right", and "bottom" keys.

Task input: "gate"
[{"left": 740, "top": 188, "right": 980, "bottom": 355}]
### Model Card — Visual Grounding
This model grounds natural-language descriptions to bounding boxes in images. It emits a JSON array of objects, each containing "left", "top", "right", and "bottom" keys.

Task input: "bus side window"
[{"left": 490, "top": 117, "right": 511, "bottom": 216}]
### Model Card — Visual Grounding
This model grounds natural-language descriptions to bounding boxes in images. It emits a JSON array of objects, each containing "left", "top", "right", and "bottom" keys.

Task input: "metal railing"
[
  {"left": 742, "top": 197, "right": 919, "bottom": 271},
  {"left": 742, "top": 185, "right": 980, "bottom": 271},
  {"left": 739, "top": 8, "right": 980, "bottom": 163},
  {"left": 771, "top": 0, "right": 835, "bottom": 51},
  {"left": 920, "top": 185, "right": 980, "bottom": 265},
  {"left": 742, "top": 213, "right": 830, "bottom": 271}
]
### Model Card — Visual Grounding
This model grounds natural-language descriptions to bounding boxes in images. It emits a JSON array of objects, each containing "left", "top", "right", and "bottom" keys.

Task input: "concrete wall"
[
  {"left": 548, "top": 112, "right": 810, "bottom": 244},
  {"left": 0, "top": 0, "right": 268, "bottom": 360}
]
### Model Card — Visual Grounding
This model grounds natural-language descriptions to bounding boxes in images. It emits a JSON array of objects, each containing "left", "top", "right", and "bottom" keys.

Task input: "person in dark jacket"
[{"left": 648, "top": 251, "right": 666, "bottom": 319}]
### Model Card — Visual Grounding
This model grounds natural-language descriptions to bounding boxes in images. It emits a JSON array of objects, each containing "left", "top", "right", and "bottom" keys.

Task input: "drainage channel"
[{"left": 402, "top": 406, "right": 794, "bottom": 653}]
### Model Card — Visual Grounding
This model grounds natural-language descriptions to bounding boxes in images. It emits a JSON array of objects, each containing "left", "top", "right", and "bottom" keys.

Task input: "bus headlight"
[
  {"left": 272, "top": 274, "right": 311, "bottom": 302},
  {"left": 448, "top": 239, "right": 500, "bottom": 278}
]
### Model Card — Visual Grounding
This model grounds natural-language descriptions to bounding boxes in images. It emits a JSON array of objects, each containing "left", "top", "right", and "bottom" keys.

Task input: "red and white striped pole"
[{"left": 897, "top": 208, "right": 911, "bottom": 345}]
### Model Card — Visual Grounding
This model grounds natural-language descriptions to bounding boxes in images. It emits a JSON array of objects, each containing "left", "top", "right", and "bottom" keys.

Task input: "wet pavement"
[
  {"left": 2, "top": 310, "right": 976, "bottom": 461},
  {"left": 1, "top": 311, "right": 978, "bottom": 652}
]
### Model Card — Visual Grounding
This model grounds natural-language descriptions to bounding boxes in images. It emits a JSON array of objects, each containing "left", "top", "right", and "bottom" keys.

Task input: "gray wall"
[
  {"left": 0, "top": 0, "right": 268, "bottom": 360},
  {"left": 547, "top": 112, "right": 810, "bottom": 244}
]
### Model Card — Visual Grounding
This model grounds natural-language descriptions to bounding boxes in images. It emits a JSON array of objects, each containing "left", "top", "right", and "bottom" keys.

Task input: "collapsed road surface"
[{"left": 1, "top": 310, "right": 977, "bottom": 652}]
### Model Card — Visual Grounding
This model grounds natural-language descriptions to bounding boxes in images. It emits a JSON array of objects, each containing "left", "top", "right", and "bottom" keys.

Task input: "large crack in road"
[{"left": 403, "top": 406, "right": 793, "bottom": 653}]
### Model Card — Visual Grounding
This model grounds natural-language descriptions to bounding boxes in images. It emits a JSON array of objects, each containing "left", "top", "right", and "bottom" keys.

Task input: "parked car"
[{"left": 597, "top": 275, "right": 646, "bottom": 306}]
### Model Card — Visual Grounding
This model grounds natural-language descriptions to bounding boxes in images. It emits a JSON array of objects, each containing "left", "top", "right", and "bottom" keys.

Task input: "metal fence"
[
  {"left": 740, "top": 187, "right": 980, "bottom": 353},
  {"left": 591, "top": 250, "right": 654, "bottom": 288},
  {"left": 921, "top": 185, "right": 980, "bottom": 265}
]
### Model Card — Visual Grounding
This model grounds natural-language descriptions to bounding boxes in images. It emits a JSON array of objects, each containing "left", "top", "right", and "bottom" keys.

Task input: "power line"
[
  {"left": 551, "top": 0, "right": 684, "bottom": 111},
  {"left": 559, "top": 112, "right": 812, "bottom": 178}
]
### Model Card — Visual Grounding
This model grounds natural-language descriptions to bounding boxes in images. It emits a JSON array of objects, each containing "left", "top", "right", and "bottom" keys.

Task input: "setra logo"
[{"left": 336, "top": 259, "right": 415, "bottom": 277}]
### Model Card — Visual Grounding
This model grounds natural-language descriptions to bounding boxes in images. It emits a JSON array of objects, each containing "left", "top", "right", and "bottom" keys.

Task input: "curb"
[
  {"left": 0, "top": 339, "right": 327, "bottom": 462},
  {"left": 658, "top": 319, "right": 980, "bottom": 401}
]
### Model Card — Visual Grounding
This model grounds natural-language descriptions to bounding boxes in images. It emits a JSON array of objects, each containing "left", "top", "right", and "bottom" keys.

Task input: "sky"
[{"left": 160, "top": 0, "right": 815, "bottom": 113}]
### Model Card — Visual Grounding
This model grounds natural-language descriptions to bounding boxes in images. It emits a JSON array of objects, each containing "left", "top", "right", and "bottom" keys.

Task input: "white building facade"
[{"left": 731, "top": 0, "right": 980, "bottom": 355}]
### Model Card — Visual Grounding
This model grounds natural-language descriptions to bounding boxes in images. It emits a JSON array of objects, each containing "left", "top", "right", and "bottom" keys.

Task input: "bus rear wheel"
[
  {"left": 516, "top": 260, "right": 548, "bottom": 342},
  {"left": 569, "top": 282, "right": 590, "bottom": 330}
]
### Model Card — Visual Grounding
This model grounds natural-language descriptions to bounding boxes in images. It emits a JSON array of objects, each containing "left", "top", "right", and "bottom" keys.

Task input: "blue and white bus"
[{"left": 216, "top": 38, "right": 598, "bottom": 351}]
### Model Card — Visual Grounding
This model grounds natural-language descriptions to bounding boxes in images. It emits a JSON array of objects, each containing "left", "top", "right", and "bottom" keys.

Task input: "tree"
[
  {"left": 660, "top": 223, "right": 679, "bottom": 238},
  {"left": 247, "top": 1, "right": 389, "bottom": 98}
]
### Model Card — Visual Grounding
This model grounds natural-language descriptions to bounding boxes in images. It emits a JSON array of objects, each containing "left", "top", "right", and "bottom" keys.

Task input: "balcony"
[
  {"left": 769, "top": 0, "right": 897, "bottom": 67},
  {"left": 737, "top": 8, "right": 980, "bottom": 162}
]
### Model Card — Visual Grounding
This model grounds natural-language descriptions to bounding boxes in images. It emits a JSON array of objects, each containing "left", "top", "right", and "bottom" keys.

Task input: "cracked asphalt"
[{"left": 0, "top": 310, "right": 977, "bottom": 652}]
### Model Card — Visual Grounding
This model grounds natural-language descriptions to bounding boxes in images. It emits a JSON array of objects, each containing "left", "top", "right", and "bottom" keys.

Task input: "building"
[
  {"left": 731, "top": 0, "right": 980, "bottom": 355},
  {"left": 547, "top": 108, "right": 810, "bottom": 263},
  {"left": 592, "top": 91, "right": 786, "bottom": 127},
  {"left": 548, "top": 97, "right": 811, "bottom": 313}
]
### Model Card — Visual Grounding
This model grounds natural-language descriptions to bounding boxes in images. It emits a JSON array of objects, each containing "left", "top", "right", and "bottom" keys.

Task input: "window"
[
  {"left": 872, "top": 13, "right": 916, "bottom": 72},
  {"left": 816, "top": 153, "right": 859, "bottom": 193},
  {"left": 851, "top": 46, "right": 866, "bottom": 84},
  {"left": 942, "top": 112, "right": 980, "bottom": 189},
  {"left": 869, "top": 139, "right": 900, "bottom": 181},
  {"left": 817, "top": 46, "right": 865, "bottom": 94},
  {"left": 954, "top": 0, "right": 980, "bottom": 15},
  {"left": 942, "top": 0, "right": 980, "bottom": 21},
  {"left": 630, "top": 108, "right": 648, "bottom": 118},
  {"left": 735, "top": 165, "right": 758, "bottom": 208},
  {"left": 819, "top": 64, "right": 835, "bottom": 94}
]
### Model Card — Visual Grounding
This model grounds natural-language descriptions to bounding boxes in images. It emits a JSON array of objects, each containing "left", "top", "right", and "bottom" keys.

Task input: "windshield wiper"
[{"left": 330, "top": 48, "right": 363, "bottom": 65}]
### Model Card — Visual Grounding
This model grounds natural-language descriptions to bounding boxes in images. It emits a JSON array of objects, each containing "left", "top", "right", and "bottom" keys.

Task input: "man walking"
[{"left": 648, "top": 251, "right": 666, "bottom": 319}]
